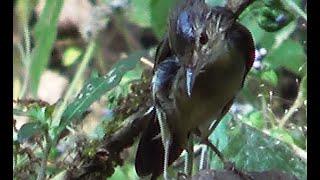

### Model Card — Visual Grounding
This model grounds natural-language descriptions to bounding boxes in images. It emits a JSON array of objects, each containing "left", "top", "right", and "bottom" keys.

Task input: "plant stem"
[
  {"left": 280, "top": 0, "right": 307, "bottom": 21},
  {"left": 19, "top": 23, "right": 32, "bottom": 99},
  {"left": 262, "top": 129, "right": 307, "bottom": 162},
  {"left": 279, "top": 75, "right": 306, "bottom": 127},
  {"left": 36, "top": 40, "right": 97, "bottom": 179},
  {"left": 51, "top": 40, "right": 97, "bottom": 127},
  {"left": 36, "top": 132, "right": 51, "bottom": 180}
]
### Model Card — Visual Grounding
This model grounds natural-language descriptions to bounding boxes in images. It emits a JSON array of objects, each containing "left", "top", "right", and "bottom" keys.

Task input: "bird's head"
[{"left": 168, "top": 0, "right": 236, "bottom": 97}]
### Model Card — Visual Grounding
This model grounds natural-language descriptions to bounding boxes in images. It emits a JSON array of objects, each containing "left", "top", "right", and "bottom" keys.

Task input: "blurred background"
[{"left": 13, "top": 0, "right": 307, "bottom": 179}]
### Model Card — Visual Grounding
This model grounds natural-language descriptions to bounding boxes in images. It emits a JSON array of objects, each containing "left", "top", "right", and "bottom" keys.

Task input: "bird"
[{"left": 135, "top": 0, "right": 255, "bottom": 179}]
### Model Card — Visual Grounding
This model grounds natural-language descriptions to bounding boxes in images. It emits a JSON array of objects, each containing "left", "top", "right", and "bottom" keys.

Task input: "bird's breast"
[{"left": 172, "top": 53, "right": 246, "bottom": 140}]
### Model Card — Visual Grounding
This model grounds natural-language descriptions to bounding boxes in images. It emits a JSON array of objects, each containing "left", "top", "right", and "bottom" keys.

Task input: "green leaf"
[
  {"left": 14, "top": 104, "right": 53, "bottom": 123},
  {"left": 210, "top": 118, "right": 306, "bottom": 180},
  {"left": 270, "top": 127, "right": 295, "bottom": 145},
  {"left": 62, "top": 47, "right": 82, "bottom": 66},
  {"left": 240, "top": 10, "right": 276, "bottom": 48},
  {"left": 264, "top": 39, "right": 306, "bottom": 74},
  {"left": 289, "top": 128, "right": 306, "bottom": 149},
  {"left": 260, "top": 69, "right": 278, "bottom": 86},
  {"left": 209, "top": 113, "right": 233, "bottom": 168},
  {"left": 245, "top": 111, "right": 265, "bottom": 129},
  {"left": 48, "top": 147, "right": 60, "bottom": 161},
  {"left": 17, "top": 122, "right": 43, "bottom": 143},
  {"left": 205, "top": 0, "right": 226, "bottom": 7},
  {"left": 29, "top": 0, "right": 64, "bottom": 95},
  {"left": 60, "top": 51, "right": 145, "bottom": 126},
  {"left": 300, "top": 75, "right": 307, "bottom": 98},
  {"left": 127, "top": 0, "right": 152, "bottom": 27},
  {"left": 13, "top": 108, "right": 27, "bottom": 116},
  {"left": 150, "top": 0, "right": 177, "bottom": 39}
]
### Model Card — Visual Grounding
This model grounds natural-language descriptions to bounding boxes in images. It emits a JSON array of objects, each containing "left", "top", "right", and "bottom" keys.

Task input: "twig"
[
  {"left": 66, "top": 108, "right": 151, "bottom": 179},
  {"left": 280, "top": 0, "right": 307, "bottom": 21},
  {"left": 262, "top": 129, "right": 307, "bottom": 162},
  {"left": 226, "top": 0, "right": 257, "bottom": 18},
  {"left": 279, "top": 75, "right": 306, "bottom": 127},
  {"left": 140, "top": 57, "right": 154, "bottom": 68},
  {"left": 259, "top": 93, "right": 279, "bottom": 128}
]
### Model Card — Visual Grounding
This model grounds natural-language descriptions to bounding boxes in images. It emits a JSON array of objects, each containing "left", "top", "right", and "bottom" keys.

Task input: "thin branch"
[
  {"left": 280, "top": 0, "right": 307, "bottom": 21},
  {"left": 66, "top": 108, "right": 151, "bottom": 179},
  {"left": 226, "top": 0, "right": 256, "bottom": 18},
  {"left": 262, "top": 129, "right": 307, "bottom": 162},
  {"left": 279, "top": 75, "right": 306, "bottom": 127},
  {"left": 140, "top": 57, "right": 154, "bottom": 68}
]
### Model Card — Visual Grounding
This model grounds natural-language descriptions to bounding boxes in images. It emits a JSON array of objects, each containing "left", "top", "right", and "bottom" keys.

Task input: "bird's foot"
[{"left": 224, "top": 161, "right": 254, "bottom": 180}]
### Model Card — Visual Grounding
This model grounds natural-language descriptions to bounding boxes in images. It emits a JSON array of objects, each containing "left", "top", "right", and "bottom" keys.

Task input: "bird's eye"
[{"left": 199, "top": 32, "right": 208, "bottom": 45}]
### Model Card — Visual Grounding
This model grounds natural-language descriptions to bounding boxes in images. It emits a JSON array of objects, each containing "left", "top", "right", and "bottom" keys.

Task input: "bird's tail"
[{"left": 135, "top": 107, "right": 183, "bottom": 179}]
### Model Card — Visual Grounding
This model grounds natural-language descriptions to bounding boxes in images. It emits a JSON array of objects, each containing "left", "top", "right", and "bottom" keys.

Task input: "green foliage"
[
  {"left": 205, "top": 0, "right": 226, "bottom": 7},
  {"left": 62, "top": 47, "right": 83, "bottom": 66},
  {"left": 17, "top": 122, "right": 44, "bottom": 143},
  {"left": 300, "top": 75, "right": 307, "bottom": 98},
  {"left": 150, "top": 0, "right": 177, "bottom": 39},
  {"left": 29, "top": 0, "right": 64, "bottom": 95},
  {"left": 257, "top": 7, "right": 293, "bottom": 32},
  {"left": 61, "top": 51, "right": 145, "bottom": 126},
  {"left": 128, "top": 0, "right": 152, "bottom": 27},
  {"left": 260, "top": 69, "right": 278, "bottom": 86},
  {"left": 14, "top": 104, "right": 54, "bottom": 143},
  {"left": 13, "top": 0, "right": 307, "bottom": 179},
  {"left": 210, "top": 116, "right": 306, "bottom": 180},
  {"left": 245, "top": 111, "right": 265, "bottom": 130},
  {"left": 264, "top": 39, "right": 306, "bottom": 74},
  {"left": 109, "top": 163, "right": 139, "bottom": 180},
  {"left": 270, "top": 127, "right": 295, "bottom": 145}
]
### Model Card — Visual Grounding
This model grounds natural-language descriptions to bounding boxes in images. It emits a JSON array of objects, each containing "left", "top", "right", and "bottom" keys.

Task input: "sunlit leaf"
[
  {"left": 127, "top": 0, "right": 152, "bottom": 27},
  {"left": 60, "top": 51, "right": 145, "bottom": 127},
  {"left": 264, "top": 39, "right": 306, "bottom": 75},
  {"left": 17, "top": 122, "right": 44, "bottom": 143},
  {"left": 62, "top": 47, "right": 82, "bottom": 66},
  {"left": 209, "top": 117, "right": 306, "bottom": 180},
  {"left": 270, "top": 127, "right": 295, "bottom": 145},
  {"left": 245, "top": 111, "right": 265, "bottom": 129},
  {"left": 260, "top": 69, "right": 278, "bottom": 86}
]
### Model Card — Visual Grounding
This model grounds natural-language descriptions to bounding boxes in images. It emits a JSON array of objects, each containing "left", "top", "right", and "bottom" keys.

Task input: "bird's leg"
[
  {"left": 184, "top": 134, "right": 194, "bottom": 176},
  {"left": 202, "top": 139, "right": 254, "bottom": 180},
  {"left": 199, "top": 145, "right": 208, "bottom": 170},
  {"left": 156, "top": 107, "right": 171, "bottom": 180}
]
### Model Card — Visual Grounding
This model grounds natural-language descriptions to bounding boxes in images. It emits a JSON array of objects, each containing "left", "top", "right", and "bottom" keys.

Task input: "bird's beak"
[{"left": 186, "top": 67, "right": 196, "bottom": 98}]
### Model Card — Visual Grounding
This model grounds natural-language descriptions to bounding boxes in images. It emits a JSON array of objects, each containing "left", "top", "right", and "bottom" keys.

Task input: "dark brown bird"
[{"left": 135, "top": 0, "right": 255, "bottom": 179}]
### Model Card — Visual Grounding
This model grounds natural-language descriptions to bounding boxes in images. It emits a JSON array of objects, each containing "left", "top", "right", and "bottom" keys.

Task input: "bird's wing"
[
  {"left": 135, "top": 57, "right": 183, "bottom": 178},
  {"left": 153, "top": 34, "right": 173, "bottom": 73}
]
